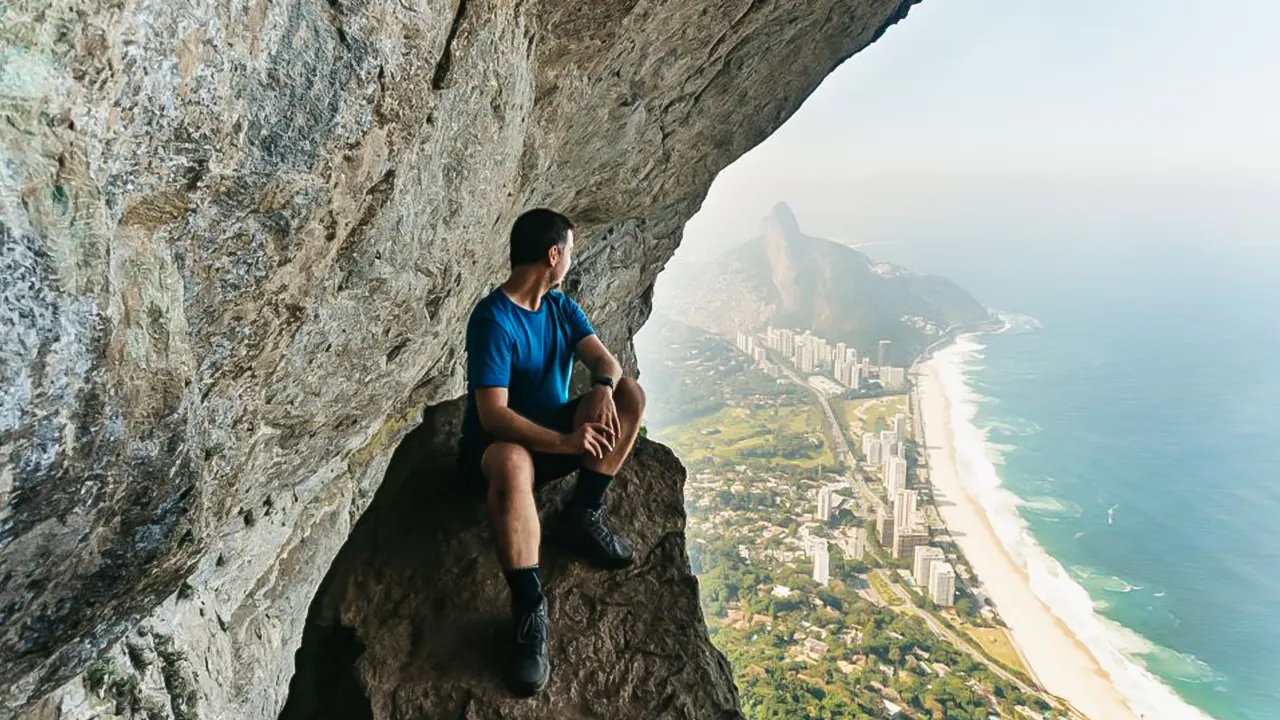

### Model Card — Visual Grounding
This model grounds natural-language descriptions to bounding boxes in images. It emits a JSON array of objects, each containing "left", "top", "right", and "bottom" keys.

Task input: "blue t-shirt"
[{"left": 460, "top": 288, "right": 595, "bottom": 445}]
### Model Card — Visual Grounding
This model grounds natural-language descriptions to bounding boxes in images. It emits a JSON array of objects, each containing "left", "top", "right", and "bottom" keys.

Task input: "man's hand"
[
  {"left": 566, "top": 422, "right": 615, "bottom": 459},
  {"left": 584, "top": 385, "right": 621, "bottom": 440}
]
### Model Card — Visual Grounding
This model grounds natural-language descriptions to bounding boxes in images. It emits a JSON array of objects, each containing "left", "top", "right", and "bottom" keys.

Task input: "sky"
[{"left": 677, "top": 0, "right": 1280, "bottom": 267}]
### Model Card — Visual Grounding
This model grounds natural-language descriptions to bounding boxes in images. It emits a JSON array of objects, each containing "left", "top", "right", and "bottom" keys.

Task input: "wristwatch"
[{"left": 593, "top": 375, "right": 615, "bottom": 391}]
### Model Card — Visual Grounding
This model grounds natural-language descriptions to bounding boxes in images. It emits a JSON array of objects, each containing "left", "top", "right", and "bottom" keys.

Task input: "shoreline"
[{"left": 915, "top": 344, "right": 1141, "bottom": 720}]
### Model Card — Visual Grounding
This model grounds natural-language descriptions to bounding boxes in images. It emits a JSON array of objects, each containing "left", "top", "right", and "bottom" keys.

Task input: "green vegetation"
[
  {"left": 698, "top": 529, "right": 1058, "bottom": 720},
  {"left": 644, "top": 321, "right": 1071, "bottom": 720},
  {"left": 868, "top": 571, "right": 903, "bottom": 607},
  {"left": 965, "top": 627, "right": 1030, "bottom": 678},
  {"left": 656, "top": 404, "right": 836, "bottom": 471},
  {"left": 832, "top": 396, "right": 912, "bottom": 457},
  {"left": 637, "top": 316, "right": 803, "bottom": 428}
]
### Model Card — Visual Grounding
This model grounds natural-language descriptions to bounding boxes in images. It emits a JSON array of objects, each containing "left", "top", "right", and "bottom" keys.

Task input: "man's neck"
[{"left": 500, "top": 270, "right": 554, "bottom": 311}]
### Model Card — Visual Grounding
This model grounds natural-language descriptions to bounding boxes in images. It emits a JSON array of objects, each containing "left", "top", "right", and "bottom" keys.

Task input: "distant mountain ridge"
[{"left": 658, "top": 203, "right": 990, "bottom": 365}]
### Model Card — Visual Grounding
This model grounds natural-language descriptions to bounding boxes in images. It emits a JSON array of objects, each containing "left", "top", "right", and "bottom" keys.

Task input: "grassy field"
[
  {"left": 833, "top": 396, "right": 910, "bottom": 441},
  {"left": 963, "top": 625, "right": 1030, "bottom": 677},
  {"left": 654, "top": 402, "right": 836, "bottom": 470},
  {"left": 868, "top": 570, "right": 903, "bottom": 606}
]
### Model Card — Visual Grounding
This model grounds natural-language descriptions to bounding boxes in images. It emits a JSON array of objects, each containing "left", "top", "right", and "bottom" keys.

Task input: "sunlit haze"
[{"left": 679, "top": 0, "right": 1280, "bottom": 265}]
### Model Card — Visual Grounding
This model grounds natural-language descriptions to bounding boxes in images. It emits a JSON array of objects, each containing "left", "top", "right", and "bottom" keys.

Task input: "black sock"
[
  {"left": 504, "top": 565, "right": 544, "bottom": 612},
  {"left": 571, "top": 469, "right": 614, "bottom": 510}
]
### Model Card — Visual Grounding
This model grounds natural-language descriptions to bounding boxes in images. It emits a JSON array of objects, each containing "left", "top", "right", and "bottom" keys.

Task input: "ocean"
[{"left": 926, "top": 239, "right": 1280, "bottom": 720}]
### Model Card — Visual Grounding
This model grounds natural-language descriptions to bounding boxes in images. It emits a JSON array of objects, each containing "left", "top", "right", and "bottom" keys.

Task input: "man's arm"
[
  {"left": 574, "top": 334, "right": 622, "bottom": 385},
  {"left": 475, "top": 388, "right": 613, "bottom": 458},
  {"left": 574, "top": 334, "right": 625, "bottom": 439},
  {"left": 475, "top": 388, "right": 571, "bottom": 453}
]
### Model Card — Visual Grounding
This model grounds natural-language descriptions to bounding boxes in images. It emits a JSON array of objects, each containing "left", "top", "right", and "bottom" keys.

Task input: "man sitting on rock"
[{"left": 457, "top": 208, "right": 646, "bottom": 697}]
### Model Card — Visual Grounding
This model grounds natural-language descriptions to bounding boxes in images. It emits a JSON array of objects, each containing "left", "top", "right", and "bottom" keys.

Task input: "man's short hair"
[{"left": 510, "top": 208, "right": 574, "bottom": 267}]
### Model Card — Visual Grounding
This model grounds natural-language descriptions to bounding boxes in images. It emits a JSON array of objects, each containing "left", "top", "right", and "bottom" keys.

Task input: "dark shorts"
[{"left": 457, "top": 396, "right": 584, "bottom": 488}]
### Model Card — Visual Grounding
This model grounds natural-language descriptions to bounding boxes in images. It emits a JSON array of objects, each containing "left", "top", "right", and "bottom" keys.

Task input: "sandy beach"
[{"left": 917, "top": 355, "right": 1140, "bottom": 720}]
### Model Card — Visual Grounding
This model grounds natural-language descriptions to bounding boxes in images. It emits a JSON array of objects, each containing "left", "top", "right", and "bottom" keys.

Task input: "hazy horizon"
[{"left": 674, "top": 0, "right": 1280, "bottom": 268}]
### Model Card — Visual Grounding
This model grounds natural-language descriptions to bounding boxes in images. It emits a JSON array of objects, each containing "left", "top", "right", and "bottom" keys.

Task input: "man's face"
[{"left": 550, "top": 230, "right": 573, "bottom": 286}]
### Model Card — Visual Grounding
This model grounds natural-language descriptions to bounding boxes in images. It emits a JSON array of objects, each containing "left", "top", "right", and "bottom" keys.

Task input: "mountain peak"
[{"left": 763, "top": 201, "right": 801, "bottom": 239}]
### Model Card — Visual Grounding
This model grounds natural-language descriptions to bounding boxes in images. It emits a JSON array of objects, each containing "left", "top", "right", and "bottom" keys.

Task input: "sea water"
[{"left": 929, "top": 240, "right": 1280, "bottom": 720}]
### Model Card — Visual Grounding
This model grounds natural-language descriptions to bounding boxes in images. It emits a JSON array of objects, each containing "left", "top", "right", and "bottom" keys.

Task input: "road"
[
  {"left": 872, "top": 570, "right": 1043, "bottom": 697},
  {"left": 773, "top": 360, "right": 887, "bottom": 516}
]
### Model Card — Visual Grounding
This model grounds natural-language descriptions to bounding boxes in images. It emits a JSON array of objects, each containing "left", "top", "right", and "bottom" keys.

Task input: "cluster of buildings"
[
  {"left": 902, "top": 314, "right": 946, "bottom": 338},
  {"left": 733, "top": 328, "right": 908, "bottom": 391},
  {"left": 863, "top": 413, "right": 909, "bottom": 492},
  {"left": 912, "top": 546, "right": 957, "bottom": 607},
  {"left": 804, "top": 527, "right": 868, "bottom": 587},
  {"left": 855, "top": 411, "right": 957, "bottom": 607},
  {"left": 804, "top": 485, "right": 868, "bottom": 587}
]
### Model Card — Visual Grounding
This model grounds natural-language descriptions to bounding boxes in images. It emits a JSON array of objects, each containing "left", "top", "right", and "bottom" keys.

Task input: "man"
[{"left": 457, "top": 208, "right": 647, "bottom": 697}]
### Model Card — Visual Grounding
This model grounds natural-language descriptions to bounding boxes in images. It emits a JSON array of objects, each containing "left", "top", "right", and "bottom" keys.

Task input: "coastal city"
[
  {"left": 732, "top": 325, "right": 971, "bottom": 615},
  {"left": 641, "top": 315, "right": 1082, "bottom": 720}
]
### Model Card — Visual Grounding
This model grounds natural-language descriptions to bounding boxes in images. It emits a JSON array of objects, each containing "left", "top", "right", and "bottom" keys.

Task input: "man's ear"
[{"left": 547, "top": 244, "right": 561, "bottom": 267}]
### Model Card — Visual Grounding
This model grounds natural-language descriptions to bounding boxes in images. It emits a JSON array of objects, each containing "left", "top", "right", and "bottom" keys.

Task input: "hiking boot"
[
  {"left": 508, "top": 599, "right": 550, "bottom": 697},
  {"left": 561, "top": 505, "right": 635, "bottom": 569}
]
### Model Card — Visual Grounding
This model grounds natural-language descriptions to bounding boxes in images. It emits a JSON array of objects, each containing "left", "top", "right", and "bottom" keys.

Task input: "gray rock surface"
[
  {"left": 1, "top": 0, "right": 921, "bottom": 716},
  {"left": 279, "top": 404, "right": 741, "bottom": 720}
]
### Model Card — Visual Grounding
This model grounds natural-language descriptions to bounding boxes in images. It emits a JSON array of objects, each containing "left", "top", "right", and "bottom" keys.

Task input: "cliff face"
[{"left": 0, "top": 0, "right": 921, "bottom": 717}]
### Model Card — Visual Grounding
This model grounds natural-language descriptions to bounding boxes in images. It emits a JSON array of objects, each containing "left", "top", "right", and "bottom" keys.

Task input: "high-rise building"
[
  {"left": 893, "top": 489, "right": 918, "bottom": 530},
  {"left": 913, "top": 546, "right": 945, "bottom": 587},
  {"left": 774, "top": 328, "right": 794, "bottom": 356},
  {"left": 880, "top": 430, "right": 898, "bottom": 463},
  {"left": 928, "top": 562, "right": 957, "bottom": 606},
  {"left": 850, "top": 363, "right": 861, "bottom": 389},
  {"left": 876, "top": 509, "right": 895, "bottom": 546},
  {"left": 835, "top": 359, "right": 859, "bottom": 388},
  {"left": 816, "top": 486, "right": 835, "bottom": 521},
  {"left": 753, "top": 347, "right": 766, "bottom": 366},
  {"left": 881, "top": 366, "right": 906, "bottom": 389},
  {"left": 835, "top": 527, "right": 866, "bottom": 560},
  {"left": 892, "top": 526, "right": 930, "bottom": 560},
  {"left": 893, "top": 413, "right": 907, "bottom": 443},
  {"left": 878, "top": 339, "right": 891, "bottom": 367},
  {"left": 886, "top": 456, "right": 907, "bottom": 496},
  {"left": 799, "top": 345, "right": 816, "bottom": 373},
  {"left": 835, "top": 342, "right": 847, "bottom": 361},
  {"left": 866, "top": 437, "right": 883, "bottom": 467},
  {"left": 799, "top": 532, "right": 815, "bottom": 556},
  {"left": 844, "top": 347, "right": 858, "bottom": 365},
  {"left": 813, "top": 539, "right": 831, "bottom": 586},
  {"left": 860, "top": 357, "right": 871, "bottom": 376}
]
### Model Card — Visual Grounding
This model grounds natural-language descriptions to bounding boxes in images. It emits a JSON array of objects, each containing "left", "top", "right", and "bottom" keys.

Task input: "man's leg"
[
  {"left": 563, "top": 378, "right": 646, "bottom": 568},
  {"left": 481, "top": 442, "right": 551, "bottom": 696}
]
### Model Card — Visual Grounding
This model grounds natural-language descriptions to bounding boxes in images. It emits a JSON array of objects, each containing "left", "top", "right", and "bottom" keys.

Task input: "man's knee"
[
  {"left": 482, "top": 442, "right": 535, "bottom": 496},
  {"left": 615, "top": 378, "right": 646, "bottom": 418}
]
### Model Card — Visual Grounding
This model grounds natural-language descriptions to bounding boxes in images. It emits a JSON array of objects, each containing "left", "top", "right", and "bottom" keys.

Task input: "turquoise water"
[{"left": 936, "top": 241, "right": 1280, "bottom": 719}]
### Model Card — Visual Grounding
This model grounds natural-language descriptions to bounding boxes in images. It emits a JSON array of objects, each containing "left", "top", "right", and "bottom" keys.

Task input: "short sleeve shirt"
[{"left": 460, "top": 288, "right": 595, "bottom": 445}]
